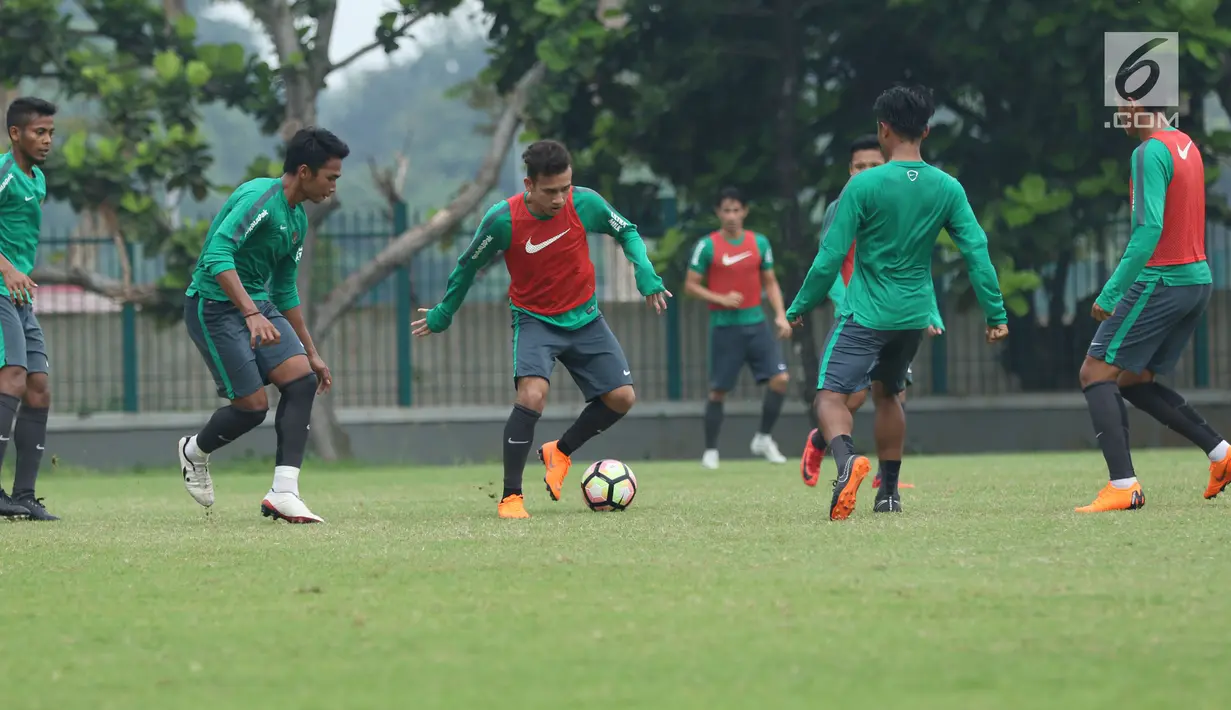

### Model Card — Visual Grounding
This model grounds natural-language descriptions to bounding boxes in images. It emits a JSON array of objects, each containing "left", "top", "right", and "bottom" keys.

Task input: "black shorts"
[
  {"left": 708, "top": 321, "right": 787, "bottom": 392},
  {"left": 817, "top": 316, "right": 923, "bottom": 395},
  {"left": 0, "top": 297, "right": 48, "bottom": 373},
  {"left": 1087, "top": 281, "right": 1210, "bottom": 375},
  {"left": 185, "top": 295, "right": 306, "bottom": 399},
  {"left": 512, "top": 311, "right": 633, "bottom": 402}
]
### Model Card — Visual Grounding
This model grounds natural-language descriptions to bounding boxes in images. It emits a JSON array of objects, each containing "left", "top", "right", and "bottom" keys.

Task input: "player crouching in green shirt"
[
  {"left": 686, "top": 188, "right": 791, "bottom": 470},
  {"left": 177, "top": 128, "right": 347, "bottom": 524},
  {"left": 0, "top": 97, "right": 57, "bottom": 520},
  {"left": 785, "top": 85, "right": 1008, "bottom": 521}
]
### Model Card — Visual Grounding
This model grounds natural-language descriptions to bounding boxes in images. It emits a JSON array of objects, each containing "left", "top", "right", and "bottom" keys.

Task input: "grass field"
[{"left": 3, "top": 449, "right": 1230, "bottom": 709}]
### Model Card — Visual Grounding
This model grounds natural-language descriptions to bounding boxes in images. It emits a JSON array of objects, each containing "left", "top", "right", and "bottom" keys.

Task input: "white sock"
[
  {"left": 272, "top": 465, "right": 300, "bottom": 495},
  {"left": 1209, "top": 441, "right": 1229, "bottom": 462},
  {"left": 1110, "top": 477, "right": 1138, "bottom": 489},
  {"left": 185, "top": 435, "right": 205, "bottom": 462}
]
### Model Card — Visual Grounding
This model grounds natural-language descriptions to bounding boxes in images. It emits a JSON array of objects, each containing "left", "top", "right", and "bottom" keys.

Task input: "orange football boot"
[
  {"left": 1075, "top": 482, "right": 1145, "bottom": 513},
  {"left": 539, "top": 440, "right": 572, "bottom": 501},
  {"left": 829, "top": 455, "right": 871, "bottom": 521},
  {"left": 801, "top": 429, "right": 824, "bottom": 487},
  {"left": 498, "top": 493, "right": 530, "bottom": 519},
  {"left": 1204, "top": 451, "right": 1231, "bottom": 500}
]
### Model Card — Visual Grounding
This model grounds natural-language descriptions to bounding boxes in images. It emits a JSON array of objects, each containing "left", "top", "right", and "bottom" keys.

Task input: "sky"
[{"left": 204, "top": 0, "right": 488, "bottom": 89}]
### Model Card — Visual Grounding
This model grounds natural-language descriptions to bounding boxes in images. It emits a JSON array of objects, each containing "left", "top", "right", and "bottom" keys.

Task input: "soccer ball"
[{"left": 580, "top": 459, "right": 638, "bottom": 512}]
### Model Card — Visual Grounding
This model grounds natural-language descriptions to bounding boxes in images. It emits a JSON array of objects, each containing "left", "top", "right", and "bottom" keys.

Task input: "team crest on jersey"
[
  {"left": 906, "top": 170, "right": 919, "bottom": 182},
  {"left": 294, "top": 246, "right": 303, "bottom": 263}
]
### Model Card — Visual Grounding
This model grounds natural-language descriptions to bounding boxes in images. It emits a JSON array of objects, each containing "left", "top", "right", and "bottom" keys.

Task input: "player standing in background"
[
  {"left": 1075, "top": 72, "right": 1230, "bottom": 513},
  {"left": 786, "top": 85, "right": 1007, "bottom": 520},
  {"left": 412, "top": 140, "right": 670, "bottom": 519},
  {"left": 685, "top": 187, "right": 790, "bottom": 469},
  {"left": 178, "top": 128, "right": 346, "bottom": 524},
  {"left": 0, "top": 97, "right": 58, "bottom": 520},
  {"left": 804, "top": 134, "right": 943, "bottom": 490}
]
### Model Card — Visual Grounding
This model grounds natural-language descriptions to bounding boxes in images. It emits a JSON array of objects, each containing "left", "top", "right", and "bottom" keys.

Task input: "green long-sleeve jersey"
[{"left": 789, "top": 161, "right": 1006, "bottom": 330}]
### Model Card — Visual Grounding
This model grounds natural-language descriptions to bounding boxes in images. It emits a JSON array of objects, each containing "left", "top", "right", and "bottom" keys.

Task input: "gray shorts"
[
  {"left": 185, "top": 295, "right": 306, "bottom": 399},
  {"left": 0, "top": 298, "right": 48, "bottom": 374},
  {"left": 709, "top": 321, "right": 787, "bottom": 392},
  {"left": 512, "top": 311, "right": 633, "bottom": 402},
  {"left": 817, "top": 316, "right": 923, "bottom": 395},
  {"left": 1088, "top": 280, "right": 1210, "bottom": 375}
]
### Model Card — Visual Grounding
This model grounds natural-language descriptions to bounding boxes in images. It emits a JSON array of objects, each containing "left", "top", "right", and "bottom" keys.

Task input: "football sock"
[
  {"left": 0, "top": 393, "right": 19, "bottom": 475},
  {"left": 196, "top": 405, "right": 267, "bottom": 455},
  {"left": 1111, "top": 477, "right": 1139, "bottom": 489},
  {"left": 1119, "top": 382, "right": 1225, "bottom": 457},
  {"left": 828, "top": 434, "right": 856, "bottom": 475},
  {"left": 810, "top": 427, "right": 826, "bottom": 451},
  {"left": 759, "top": 389, "right": 785, "bottom": 435},
  {"left": 1083, "top": 381, "right": 1135, "bottom": 482},
  {"left": 1211, "top": 441, "right": 1230, "bottom": 462},
  {"left": 558, "top": 400, "right": 624, "bottom": 457},
  {"left": 274, "top": 374, "right": 317, "bottom": 469},
  {"left": 12, "top": 405, "right": 49, "bottom": 498},
  {"left": 272, "top": 465, "right": 300, "bottom": 496},
  {"left": 879, "top": 459, "right": 901, "bottom": 491},
  {"left": 503, "top": 404, "right": 540, "bottom": 498},
  {"left": 704, "top": 400, "right": 723, "bottom": 450}
]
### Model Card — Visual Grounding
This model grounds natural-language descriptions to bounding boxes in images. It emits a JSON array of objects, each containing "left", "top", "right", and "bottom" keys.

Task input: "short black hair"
[
  {"left": 715, "top": 186, "right": 745, "bottom": 208},
  {"left": 6, "top": 97, "right": 57, "bottom": 131},
  {"left": 283, "top": 127, "right": 349, "bottom": 174},
  {"left": 522, "top": 140, "right": 572, "bottom": 180},
  {"left": 1110, "top": 66, "right": 1173, "bottom": 114},
  {"left": 849, "top": 135, "right": 880, "bottom": 156},
  {"left": 873, "top": 85, "right": 935, "bottom": 141}
]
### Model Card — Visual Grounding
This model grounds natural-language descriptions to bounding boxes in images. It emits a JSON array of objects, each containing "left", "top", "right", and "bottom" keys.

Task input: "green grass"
[{"left": 3, "top": 450, "right": 1230, "bottom": 709}]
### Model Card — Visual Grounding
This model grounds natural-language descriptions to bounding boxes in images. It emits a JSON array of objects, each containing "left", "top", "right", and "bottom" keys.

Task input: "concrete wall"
[{"left": 44, "top": 392, "right": 1231, "bottom": 470}]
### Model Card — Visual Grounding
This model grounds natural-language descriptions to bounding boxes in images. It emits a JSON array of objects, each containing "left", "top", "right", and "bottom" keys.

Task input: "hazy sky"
[{"left": 205, "top": 0, "right": 488, "bottom": 88}]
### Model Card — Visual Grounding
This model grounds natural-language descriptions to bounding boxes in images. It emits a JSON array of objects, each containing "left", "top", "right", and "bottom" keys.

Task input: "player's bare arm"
[
  {"left": 684, "top": 270, "right": 742, "bottom": 309},
  {"left": 760, "top": 267, "right": 791, "bottom": 339}
]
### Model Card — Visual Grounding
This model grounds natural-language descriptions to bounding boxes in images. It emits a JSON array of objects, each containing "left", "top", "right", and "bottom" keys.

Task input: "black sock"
[
  {"left": 558, "top": 400, "right": 625, "bottom": 457},
  {"left": 503, "top": 404, "right": 540, "bottom": 498},
  {"left": 704, "top": 400, "right": 723, "bottom": 449},
  {"left": 196, "top": 404, "right": 268, "bottom": 454},
  {"left": 828, "top": 433, "right": 855, "bottom": 475},
  {"left": 1120, "top": 382, "right": 1224, "bottom": 454},
  {"left": 275, "top": 374, "right": 317, "bottom": 468},
  {"left": 0, "top": 393, "right": 18, "bottom": 490},
  {"left": 759, "top": 389, "right": 785, "bottom": 435},
  {"left": 1083, "top": 381, "right": 1135, "bottom": 481},
  {"left": 879, "top": 459, "right": 901, "bottom": 492},
  {"left": 12, "top": 405, "right": 48, "bottom": 498},
  {"left": 810, "top": 427, "right": 826, "bottom": 450}
]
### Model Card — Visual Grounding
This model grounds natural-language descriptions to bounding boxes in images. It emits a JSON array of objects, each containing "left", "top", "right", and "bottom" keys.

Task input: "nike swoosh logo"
[
  {"left": 508, "top": 438, "right": 529, "bottom": 444},
  {"left": 721, "top": 252, "right": 752, "bottom": 266},
  {"left": 525, "top": 229, "right": 569, "bottom": 254},
  {"left": 1178, "top": 141, "right": 1193, "bottom": 159},
  {"left": 35, "top": 445, "right": 44, "bottom": 450},
  {"left": 25, "top": 196, "right": 34, "bottom": 201}
]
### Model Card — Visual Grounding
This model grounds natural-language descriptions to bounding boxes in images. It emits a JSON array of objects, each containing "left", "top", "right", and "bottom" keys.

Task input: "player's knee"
[
  {"left": 1117, "top": 369, "right": 1153, "bottom": 389},
  {"left": 768, "top": 373, "right": 789, "bottom": 393},
  {"left": 708, "top": 390, "right": 726, "bottom": 402},
  {"left": 1079, "top": 357, "right": 1117, "bottom": 388},
  {"left": 870, "top": 382, "right": 898, "bottom": 403},
  {"left": 233, "top": 388, "right": 270, "bottom": 411},
  {"left": 603, "top": 385, "right": 636, "bottom": 414},
  {"left": 515, "top": 378, "right": 549, "bottom": 412},
  {"left": 0, "top": 366, "right": 26, "bottom": 397},
  {"left": 279, "top": 373, "right": 318, "bottom": 403},
  {"left": 229, "top": 405, "right": 269, "bottom": 432},
  {"left": 23, "top": 375, "right": 49, "bottom": 409}
]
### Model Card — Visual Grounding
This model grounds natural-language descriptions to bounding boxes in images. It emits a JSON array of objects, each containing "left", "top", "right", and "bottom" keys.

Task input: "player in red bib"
[
  {"left": 685, "top": 188, "right": 791, "bottom": 469},
  {"left": 413, "top": 140, "right": 670, "bottom": 518},
  {"left": 1077, "top": 70, "right": 1230, "bottom": 512}
]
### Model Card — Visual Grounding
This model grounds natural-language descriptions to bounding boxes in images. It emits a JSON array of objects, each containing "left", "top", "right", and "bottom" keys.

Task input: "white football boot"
[
  {"left": 261, "top": 490, "right": 324, "bottom": 524},
  {"left": 751, "top": 433, "right": 788, "bottom": 464},
  {"left": 178, "top": 436, "right": 215, "bottom": 507},
  {"left": 701, "top": 449, "right": 720, "bottom": 469}
]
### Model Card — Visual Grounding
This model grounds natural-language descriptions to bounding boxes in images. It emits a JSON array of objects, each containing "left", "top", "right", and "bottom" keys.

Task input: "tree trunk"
[{"left": 772, "top": 0, "right": 817, "bottom": 424}]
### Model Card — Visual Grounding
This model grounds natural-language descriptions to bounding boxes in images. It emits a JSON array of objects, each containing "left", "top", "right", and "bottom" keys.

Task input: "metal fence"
[{"left": 30, "top": 205, "right": 1231, "bottom": 414}]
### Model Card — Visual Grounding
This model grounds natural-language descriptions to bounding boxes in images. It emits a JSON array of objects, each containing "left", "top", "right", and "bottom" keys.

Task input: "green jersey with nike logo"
[
  {"left": 0, "top": 152, "right": 46, "bottom": 297},
  {"left": 187, "top": 178, "right": 308, "bottom": 312}
]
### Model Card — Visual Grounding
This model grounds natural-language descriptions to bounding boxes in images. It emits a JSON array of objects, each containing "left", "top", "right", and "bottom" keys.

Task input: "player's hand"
[
  {"left": 308, "top": 354, "right": 332, "bottom": 394},
  {"left": 245, "top": 313, "right": 281, "bottom": 348},
  {"left": 927, "top": 325, "right": 944, "bottom": 337},
  {"left": 788, "top": 315, "right": 804, "bottom": 328},
  {"left": 646, "top": 290, "right": 672, "bottom": 314},
  {"left": 774, "top": 315, "right": 792, "bottom": 339},
  {"left": 1091, "top": 303, "right": 1112, "bottom": 322},
  {"left": 412, "top": 307, "right": 437, "bottom": 337},
  {"left": 720, "top": 291, "right": 744, "bottom": 309},
  {"left": 985, "top": 323, "right": 1009, "bottom": 343},
  {"left": 1, "top": 267, "right": 36, "bottom": 306}
]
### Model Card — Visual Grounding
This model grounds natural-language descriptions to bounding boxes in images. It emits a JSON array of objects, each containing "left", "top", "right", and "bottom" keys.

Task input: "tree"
[{"left": 478, "top": 0, "right": 1231, "bottom": 398}]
